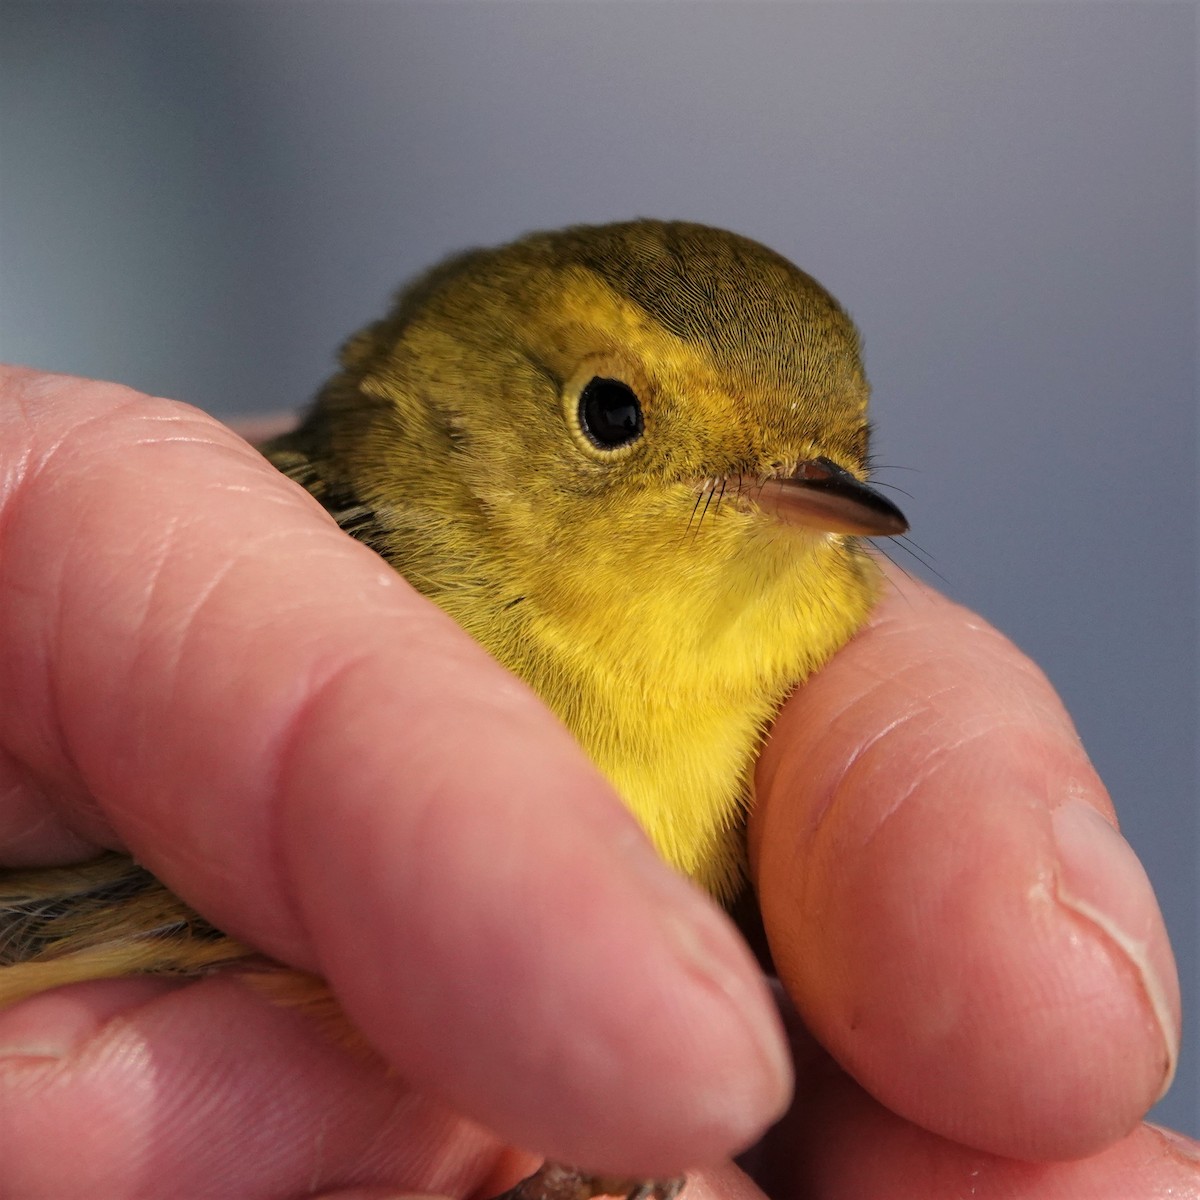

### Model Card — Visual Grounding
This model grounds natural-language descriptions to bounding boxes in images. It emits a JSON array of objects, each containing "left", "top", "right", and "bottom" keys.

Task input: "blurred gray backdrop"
[{"left": 1, "top": 1, "right": 1195, "bottom": 1137}]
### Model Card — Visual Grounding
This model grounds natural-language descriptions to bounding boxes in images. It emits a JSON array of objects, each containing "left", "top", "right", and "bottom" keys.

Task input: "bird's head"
[{"left": 307, "top": 220, "right": 906, "bottom": 642}]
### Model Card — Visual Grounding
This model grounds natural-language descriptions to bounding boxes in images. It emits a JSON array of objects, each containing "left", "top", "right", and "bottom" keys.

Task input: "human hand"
[
  {"left": 745, "top": 571, "right": 1196, "bottom": 1196},
  {"left": 0, "top": 368, "right": 1193, "bottom": 1198},
  {"left": 0, "top": 366, "right": 787, "bottom": 1197}
]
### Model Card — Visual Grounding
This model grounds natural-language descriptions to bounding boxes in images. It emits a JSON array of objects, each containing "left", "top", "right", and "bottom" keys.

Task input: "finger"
[
  {"left": 0, "top": 975, "right": 765, "bottom": 1200},
  {"left": 749, "top": 569, "right": 1180, "bottom": 1161},
  {"left": 0, "top": 750, "right": 98, "bottom": 868},
  {"left": 757, "top": 1057, "right": 1200, "bottom": 1199},
  {"left": 0, "top": 975, "right": 507, "bottom": 1199},
  {"left": 226, "top": 413, "right": 297, "bottom": 444},
  {"left": 682, "top": 1161, "right": 771, "bottom": 1200},
  {"left": 314, "top": 1194, "right": 453, "bottom": 1200},
  {"left": 0, "top": 368, "right": 790, "bottom": 1173}
]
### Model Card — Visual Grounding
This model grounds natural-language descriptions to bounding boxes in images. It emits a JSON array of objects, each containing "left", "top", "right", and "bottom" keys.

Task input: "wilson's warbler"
[{"left": 0, "top": 220, "right": 907, "bottom": 1199}]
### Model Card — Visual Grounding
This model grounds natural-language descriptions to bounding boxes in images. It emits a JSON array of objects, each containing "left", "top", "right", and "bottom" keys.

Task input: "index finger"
[
  {"left": 0, "top": 367, "right": 791, "bottom": 1175},
  {"left": 750, "top": 569, "right": 1180, "bottom": 1161}
]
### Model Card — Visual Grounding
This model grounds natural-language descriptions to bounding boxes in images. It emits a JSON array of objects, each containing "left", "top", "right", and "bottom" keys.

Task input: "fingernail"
[
  {"left": 1051, "top": 799, "right": 1181, "bottom": 1098},
  {"left": 0, "top": 992, "right": 91, "bottom": 1059},
  {"left": 1147, "top": 1123, "right": 1200, "bottom": 1165},
  {"left": 0, "top": 977, "right": 180, "bottom": 1060},
  {"left": 617, "top": 826, "right": 794, "bottom": 1123}
]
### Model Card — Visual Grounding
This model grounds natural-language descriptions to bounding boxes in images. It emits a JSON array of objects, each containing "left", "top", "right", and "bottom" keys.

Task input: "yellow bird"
[{"left": 0, "top": 220, "right": 907, "bottom": 1199}]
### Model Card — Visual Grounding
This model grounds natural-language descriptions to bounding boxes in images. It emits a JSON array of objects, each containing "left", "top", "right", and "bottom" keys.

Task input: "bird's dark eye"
[{"left": 578, "top": 377, "right": 644, "bottom": 449}]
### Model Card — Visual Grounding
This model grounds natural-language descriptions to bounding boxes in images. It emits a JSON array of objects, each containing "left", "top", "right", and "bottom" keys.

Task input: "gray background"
[{"left": 2, "top": 1, "right": 1195, "bottom": 1137}]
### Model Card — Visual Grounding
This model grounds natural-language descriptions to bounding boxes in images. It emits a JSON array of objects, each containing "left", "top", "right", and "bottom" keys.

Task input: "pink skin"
[
  {"left": 752, "top": 573, "right": 1182, "bottom": 1161},
  {"left": 0, "top": 366, "right": 1192, "bottom": 1198}
]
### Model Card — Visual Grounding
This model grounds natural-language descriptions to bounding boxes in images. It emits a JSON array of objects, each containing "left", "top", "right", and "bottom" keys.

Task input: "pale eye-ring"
[{"left": 578, "top": 377, "right": 644, "bottom": 449}]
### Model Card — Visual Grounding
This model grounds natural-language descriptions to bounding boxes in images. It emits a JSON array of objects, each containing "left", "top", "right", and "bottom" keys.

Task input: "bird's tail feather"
[
  {"left": 0, "top": 853, "right": 359, "bottom": 1050},
  {"left": 0, "top": 852, "right": 251, "bottom": 1008}
]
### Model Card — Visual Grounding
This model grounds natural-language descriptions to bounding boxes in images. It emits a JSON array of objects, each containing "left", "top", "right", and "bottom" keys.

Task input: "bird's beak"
[{"left": 755, "top": 457, "right": 908, "bottom": 537}]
